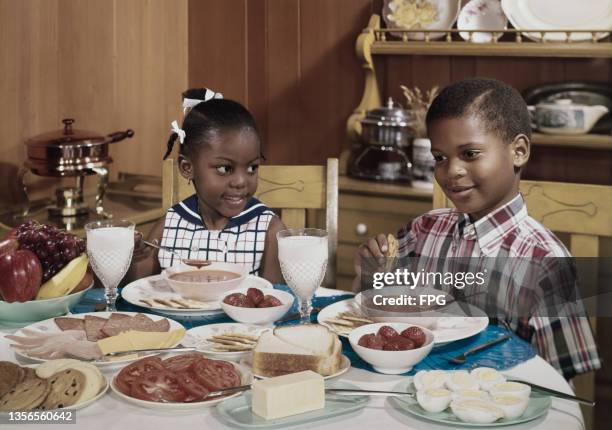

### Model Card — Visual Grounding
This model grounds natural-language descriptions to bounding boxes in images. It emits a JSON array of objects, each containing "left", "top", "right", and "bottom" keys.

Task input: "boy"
[{"left": 356, "top": 78, "right": 600, "bottom": 379}]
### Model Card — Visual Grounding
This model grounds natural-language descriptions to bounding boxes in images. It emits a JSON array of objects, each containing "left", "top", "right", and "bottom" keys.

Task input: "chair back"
[{"left": 162, "top": 158, "right": 339, "bottom": 285}]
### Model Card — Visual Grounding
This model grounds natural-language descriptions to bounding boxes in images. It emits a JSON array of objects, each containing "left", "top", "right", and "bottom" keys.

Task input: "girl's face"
[
  {"left": 429, "top": 115, "right": 528, "bottom": 221},
  {"left": 179, "top": 128, "right": 261, "bottom": 227}
]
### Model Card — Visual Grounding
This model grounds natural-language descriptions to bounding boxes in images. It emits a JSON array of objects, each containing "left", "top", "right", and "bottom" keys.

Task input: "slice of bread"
[{"left": 252, "top": 324, "right": 341, "bottom": 377}]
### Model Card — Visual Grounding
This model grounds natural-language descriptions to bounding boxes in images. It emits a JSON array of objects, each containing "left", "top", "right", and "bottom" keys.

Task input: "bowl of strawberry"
[
  {"left": 220, "top": 287, "right": 294, "bottom": 325},
  {"left": 348, "top": 323, "right": 434, "bottom": 374}
]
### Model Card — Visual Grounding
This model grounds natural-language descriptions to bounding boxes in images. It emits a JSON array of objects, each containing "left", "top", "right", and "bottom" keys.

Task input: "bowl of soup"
[{"left": 162, "top": 262, "right": 248, "bottom": 301}]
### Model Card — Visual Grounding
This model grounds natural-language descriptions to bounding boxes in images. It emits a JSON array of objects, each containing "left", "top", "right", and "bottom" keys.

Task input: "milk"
[
  {"left": 278, "top": 236, "right": 328, "bottom": 300},
  {"left": 87, "top": 227, "right": 134, "bottom": 288}
]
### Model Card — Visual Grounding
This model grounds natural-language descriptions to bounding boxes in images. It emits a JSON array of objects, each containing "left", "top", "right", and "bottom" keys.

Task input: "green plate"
[
  {"left": 216, "top": 381, "right": 369, "bottom": 428},
  {"left": 390, "top": 378, "right": 552, "bottom": 427}
]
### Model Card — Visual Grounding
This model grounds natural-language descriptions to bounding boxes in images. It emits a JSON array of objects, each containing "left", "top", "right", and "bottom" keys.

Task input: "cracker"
[
  {"left": 39, "top": 369, "right": 85, "bottom": 410},
  {"left": 0, "top": 377, "right": 49, "bottom": 411},
  {"left": 0, "top": 362, "right": 24, "bottom": 399},
  {"left": 385, "top": 234, "right": 398, "bottom": 258}
]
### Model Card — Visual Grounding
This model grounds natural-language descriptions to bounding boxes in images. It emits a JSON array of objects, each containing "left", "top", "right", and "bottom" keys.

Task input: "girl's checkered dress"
[{"left": 159, "top": 194, "right": 276, "bottom": 275}]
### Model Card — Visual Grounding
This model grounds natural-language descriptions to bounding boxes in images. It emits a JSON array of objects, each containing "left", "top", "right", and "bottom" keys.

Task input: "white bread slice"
[
  {"left": 252, "top": 324, "right": 342, "bottom": 377},
  {"left": 273, "top": 324, "right": 334, "bottom": 356}
]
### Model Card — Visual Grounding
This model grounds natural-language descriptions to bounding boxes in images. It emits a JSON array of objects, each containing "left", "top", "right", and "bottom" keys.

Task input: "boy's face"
[
  {"left": 429, "top": 115, "right": 529, "bottom": 221},
  {"left": 179, "top": 128, "right": 260, "bottom": 226}
]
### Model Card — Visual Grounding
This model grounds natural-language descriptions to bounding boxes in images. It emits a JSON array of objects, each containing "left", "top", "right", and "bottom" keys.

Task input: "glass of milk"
[
  {"left": 85, "top": 220, "right": 135, "bottom": 311},
  {"left": 277, "top": 228, "right": 328, "bottom": 324}
]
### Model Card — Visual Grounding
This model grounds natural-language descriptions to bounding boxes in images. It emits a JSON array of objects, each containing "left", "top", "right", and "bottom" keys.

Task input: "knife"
[{"left": 506, "top": 379, "right": 595, "bottom": 406}]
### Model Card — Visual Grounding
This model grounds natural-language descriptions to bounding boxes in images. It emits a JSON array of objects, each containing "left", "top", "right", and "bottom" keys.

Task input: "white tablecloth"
[{"left": 0, "top": 288, "right": 584, "bottom": 429}]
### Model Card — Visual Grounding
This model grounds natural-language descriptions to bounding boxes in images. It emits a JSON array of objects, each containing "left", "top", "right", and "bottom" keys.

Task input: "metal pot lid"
[
  {"left": 361, "top": 97, "right": 414, "bottom": 127},
  {"left": 25, "top": 118, "right": 107, "bottom": 147}
]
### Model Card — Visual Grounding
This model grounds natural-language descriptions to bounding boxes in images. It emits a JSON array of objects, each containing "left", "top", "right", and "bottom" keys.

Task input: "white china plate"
[
  {"left": 390, "top": 377, "right": 552, "bottom": 427},
  {"left": 501, "top": 0, "right": 612, "bottom": 41},
  {"left": 240, "top": 354, "right": 351, "bottom": 380},
  {"left": 10, "top": 311, "right": 184, "bottom": 368},
  {"left": 121, "top": 274, "right": 272, "bottom": 317},
  {"left": 182, "top": 323, "right": 270, "bottom": 362},
  {"left": 383, "top": 0, "right": 461, "bottom": 40},
  {"left": 0, "top": 364, "right": 109, "bottom": 415},
  {"left": 317, "top": 298, "right": 489, "bottom": 344},
  {"left": 110, "top": 361, "right": 252, "bottom": 410}
]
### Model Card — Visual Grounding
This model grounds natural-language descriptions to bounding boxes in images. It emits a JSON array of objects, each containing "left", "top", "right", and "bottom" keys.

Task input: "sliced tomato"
[
  {"left": 162, "top": 353, "right": 203, "bottom": 373},
  {"left": 116, "top": 357, "right": 165, "bottom": 392},
  {"left": 175, "top": 372, "right": 210, "bottom": 402},
  {"left": 130, "top": 370, "right": 188, "bottom": 403},
  {"left": 191, "top": 358, "right": 241, "bottom": 391}
]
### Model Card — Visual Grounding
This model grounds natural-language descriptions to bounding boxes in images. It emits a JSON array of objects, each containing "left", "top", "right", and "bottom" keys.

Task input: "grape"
[{"left": 16, "top": 221, "right": 84, "bottom": 282}]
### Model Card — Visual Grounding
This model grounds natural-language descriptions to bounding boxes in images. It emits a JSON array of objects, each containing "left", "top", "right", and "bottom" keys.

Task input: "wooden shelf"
[
  {"left": 339, "top": 175, "right": 432, "bottom": 199},
  {"left": 531, "top": 133, "right": 612, "bottom": 150},
  {"left": 371, "top": 40, "right": 612, "bottom": 58}
]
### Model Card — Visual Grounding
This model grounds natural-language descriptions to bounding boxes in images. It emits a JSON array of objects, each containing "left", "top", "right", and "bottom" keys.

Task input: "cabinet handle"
[{"left": 355, "top": 223, "right": 368, "bottom": 236}]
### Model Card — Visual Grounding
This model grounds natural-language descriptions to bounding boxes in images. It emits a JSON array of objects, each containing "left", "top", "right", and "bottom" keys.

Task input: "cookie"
[
  {"left": 385, "top": 234, "right": 398, "bottom": 258},
  {"left": 39, "top": 369, "right": 86, "bottom": 410},
  {"left": 20, "top": 367, "right": 38, "bottom": 383},
  {"left": 0, "top": 361, "right": 24, "bottom": 399},
  {"left": 0, "top": 377, "right": 50, "bottom": 411}
]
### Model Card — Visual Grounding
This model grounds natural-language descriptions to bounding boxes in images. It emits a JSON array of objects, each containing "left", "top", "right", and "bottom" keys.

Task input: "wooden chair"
[
  {"left": 162, "top": 158, "right": 339, "bottom": 286},
  {"left": 434, "top": 180, "right": 612, "bottom": 430}
]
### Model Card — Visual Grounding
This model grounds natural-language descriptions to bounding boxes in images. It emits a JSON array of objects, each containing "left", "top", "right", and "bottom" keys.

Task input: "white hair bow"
[
  {"left": 170, "top": 120, "right": 186, "bottom": 144},
  {"left": 183, "top": 88, "right": 223, "bottom": 115}
]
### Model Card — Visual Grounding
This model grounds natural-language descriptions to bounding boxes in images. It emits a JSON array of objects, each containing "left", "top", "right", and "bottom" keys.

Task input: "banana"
[{"left": 36, "top": 254, "right": 89, "bottom": 300}]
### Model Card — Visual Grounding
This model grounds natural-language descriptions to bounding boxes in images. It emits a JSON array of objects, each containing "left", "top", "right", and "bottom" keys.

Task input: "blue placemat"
[
  {"left": 72, "top": 287, "right": 535, "bottom": 372},
  {"left": 342, "top": 325, "right": 536, "bottom": 375},
  {"left": 71, "top": 286, "right": 353, "bottom": 329}
]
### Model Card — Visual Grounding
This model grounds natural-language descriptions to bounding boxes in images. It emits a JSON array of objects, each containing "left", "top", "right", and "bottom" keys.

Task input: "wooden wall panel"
[{"left": 0, "top": 0, "right": 188, "bottom": 205}]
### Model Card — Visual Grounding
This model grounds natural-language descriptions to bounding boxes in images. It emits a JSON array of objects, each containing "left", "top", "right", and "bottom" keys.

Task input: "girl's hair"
[{"left": 163, "top": 98, "right": 260, "bottom": 160}]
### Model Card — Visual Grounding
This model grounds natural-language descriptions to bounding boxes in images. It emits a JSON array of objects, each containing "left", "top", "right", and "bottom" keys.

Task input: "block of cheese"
[
  {"left": 252, "top": 324, "right": 342, "bottom": 377},
  {"left": 251, "top": 370, "right": 325, "bottom": 420},
  {"left": 96, "top": 328, "right": 185, "bottom": 355}
]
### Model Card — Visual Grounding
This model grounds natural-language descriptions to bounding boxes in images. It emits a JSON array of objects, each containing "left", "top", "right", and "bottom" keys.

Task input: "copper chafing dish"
[
  {"left": 19, "top": 118, "right": 134, "bottom": 220},
  {"left": 24, "top": 118, "right": 133, "bottom": 176}
]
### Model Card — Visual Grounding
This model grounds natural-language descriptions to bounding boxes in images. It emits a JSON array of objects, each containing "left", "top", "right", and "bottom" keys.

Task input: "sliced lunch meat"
[
  {"left": 83, "top": 315, "right": 108, "bottom": 341},
  {"left": 100, "top": 313, "right": 136, "bottom": 337},
  {"left": 54, "top": 317, "right": 85, "bottom": 331}
]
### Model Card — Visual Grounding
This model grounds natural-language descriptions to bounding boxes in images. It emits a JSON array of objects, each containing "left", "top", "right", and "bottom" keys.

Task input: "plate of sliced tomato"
[{"left": 110, "top": 352, "right": 252, "bottom": 410}]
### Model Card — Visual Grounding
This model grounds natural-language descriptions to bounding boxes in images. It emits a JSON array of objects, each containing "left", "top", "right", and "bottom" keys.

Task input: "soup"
[{"left": 169, "top": 270, "right": 241, "bottom": 283}]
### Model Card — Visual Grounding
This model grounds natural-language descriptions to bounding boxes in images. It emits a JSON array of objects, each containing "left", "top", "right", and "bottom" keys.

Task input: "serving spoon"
[{"left": 142, "top": 240, "right": 212, "bottom": 268}]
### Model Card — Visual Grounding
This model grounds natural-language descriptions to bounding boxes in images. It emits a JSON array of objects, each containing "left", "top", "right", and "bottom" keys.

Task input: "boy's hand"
[
  {"left": 354, "top": 234, "right": 388, "bottom": 277},
  {"left": 132, "top": 230, "right": 152, "bottom": 260}
]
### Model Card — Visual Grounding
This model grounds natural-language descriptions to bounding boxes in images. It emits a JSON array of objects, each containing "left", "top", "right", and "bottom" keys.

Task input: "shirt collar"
[
  {"left": 454, "top": 194, "right": 527, "bottom": 255},
  {"left": 173, "top": 195, "right": 268, "bottom": 230}
]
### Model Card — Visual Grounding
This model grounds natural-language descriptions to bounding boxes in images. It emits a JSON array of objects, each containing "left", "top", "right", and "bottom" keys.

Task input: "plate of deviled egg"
[{"left": 390, "top": 368, "right": 552, "bottom": 426}]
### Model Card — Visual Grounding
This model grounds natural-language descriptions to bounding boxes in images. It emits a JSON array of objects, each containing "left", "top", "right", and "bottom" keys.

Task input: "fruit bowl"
[
  {"left": 220, "top": 288, "right": 293, "bottom": 325},
  {"left": 348, "top": 323, "right": 434, "bottom": 374},
  {"left": 0, "top": 283, "right": 93, "bottom": 328}
]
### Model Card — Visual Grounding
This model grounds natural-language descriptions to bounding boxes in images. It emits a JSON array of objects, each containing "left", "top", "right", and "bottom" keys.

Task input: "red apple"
[
  {"left": 0, "top": 249, "right": 43, "bottom": 302},
  {"left": 0, "top": 237, "right": 19, "bottom": 256}
]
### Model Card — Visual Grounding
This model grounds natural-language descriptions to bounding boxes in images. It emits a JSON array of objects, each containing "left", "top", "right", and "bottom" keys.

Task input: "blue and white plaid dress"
[{"left": 159, "top": 194, "right": 276, "bottom": 275}]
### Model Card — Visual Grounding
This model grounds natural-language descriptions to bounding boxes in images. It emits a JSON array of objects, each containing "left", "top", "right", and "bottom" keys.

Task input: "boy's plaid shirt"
[{"left": 396, "top": 194, "right": 600, "bottom": 379}]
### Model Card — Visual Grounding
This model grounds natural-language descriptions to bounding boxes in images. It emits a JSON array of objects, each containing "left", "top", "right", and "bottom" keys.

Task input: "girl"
[{"left": 130, "top": 89, "right": 285, "bottom": 284}]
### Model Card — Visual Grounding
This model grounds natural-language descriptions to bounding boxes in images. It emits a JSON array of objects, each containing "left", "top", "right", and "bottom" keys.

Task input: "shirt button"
[{"left": 190, "top": 244, "right": 199, "bottom": 252}]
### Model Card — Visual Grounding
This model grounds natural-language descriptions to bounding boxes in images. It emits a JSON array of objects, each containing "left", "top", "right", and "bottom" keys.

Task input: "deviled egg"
[
  {"left": 451, "top": 389, "right": 490, "bottom": 401},
  {"left": 488, "top": 381, "right": 531, "bottom": 399},
  {"left": 416, "top": 388, "right": 453, "bottom": 413},
  {"left": 413, "top": 370, "right": 449, "bottom": 391},
  {"left": 450, "top": 399, "right": 505, "bottom": 424},
  {"left": 446, "top": 370, "right": 480, "bottom": 391},
  {"left": 491, "top": 395, "right": 529, "bottom": 419},
  {"left": 471, "top": 367, "right": 506, "bottom": 390}
]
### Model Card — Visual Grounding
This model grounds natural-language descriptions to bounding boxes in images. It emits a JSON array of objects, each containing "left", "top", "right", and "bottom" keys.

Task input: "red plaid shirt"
[{"left": 397, "top": 194, "right": 600, "bottom": 379}]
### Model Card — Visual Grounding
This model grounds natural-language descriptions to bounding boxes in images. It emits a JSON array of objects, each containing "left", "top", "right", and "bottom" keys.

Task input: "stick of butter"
[{"left": 251, "top": 370, "right": 325, "bottom": 420}]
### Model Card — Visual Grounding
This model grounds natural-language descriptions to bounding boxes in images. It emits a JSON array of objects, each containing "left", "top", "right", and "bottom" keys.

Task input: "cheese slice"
[
  {"left": 96, "top": 329, "right": 185, "bottom": 355},
  {"left": 251, "top": 370, "right": 325, "bottom": 420}
]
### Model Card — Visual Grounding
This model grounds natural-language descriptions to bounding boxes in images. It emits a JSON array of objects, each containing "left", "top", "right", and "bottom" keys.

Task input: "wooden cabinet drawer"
[{"left": 339, "top": 209, "right": 409, "bottom": 245}]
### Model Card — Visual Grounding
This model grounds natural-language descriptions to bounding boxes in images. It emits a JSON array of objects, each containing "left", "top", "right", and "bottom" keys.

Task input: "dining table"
[{"left": 0, "top": 286, "right": 585, "bottom": 430}]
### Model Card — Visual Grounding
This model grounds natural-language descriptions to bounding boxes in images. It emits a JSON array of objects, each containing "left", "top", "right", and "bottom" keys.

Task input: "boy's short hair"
[{"left": 426, "top": 78, "right": 532, "bottom": 142}]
